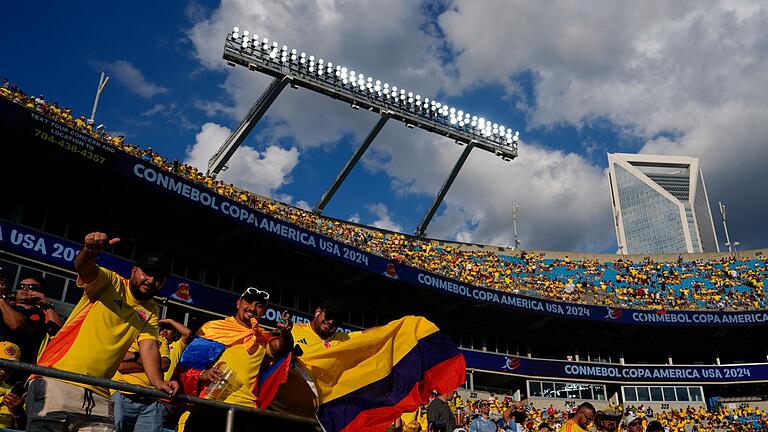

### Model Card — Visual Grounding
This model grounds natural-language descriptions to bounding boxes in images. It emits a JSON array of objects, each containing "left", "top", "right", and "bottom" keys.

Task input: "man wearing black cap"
[
  {"left": 27, "top": 232, "right": 178, "bottom": 432},
  {"left": 292, "top": 298, "right": 351, "bottom": 354},
  {"left": 269, "top": 299, "right": 352, "bottom": 418}
]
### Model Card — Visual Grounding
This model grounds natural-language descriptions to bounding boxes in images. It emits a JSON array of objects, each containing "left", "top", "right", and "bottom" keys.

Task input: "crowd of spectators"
[
  {"left": 3, "top": 79, "right": 767, "bottom": 313},
  {"left": 624, "top": 404, "right": 768, "bottom": 432},
  {"left": 395, "top": 395, "right": 768, "bottom": 432}
]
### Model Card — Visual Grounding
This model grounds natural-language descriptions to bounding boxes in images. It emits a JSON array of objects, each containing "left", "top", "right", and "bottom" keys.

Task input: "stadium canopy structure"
[{"left": 209, "top": 27, "right": 520, "bottom": 237}]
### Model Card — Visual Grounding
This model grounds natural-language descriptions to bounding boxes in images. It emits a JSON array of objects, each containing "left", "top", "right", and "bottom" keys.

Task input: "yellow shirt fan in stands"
[
  {"left": 195, "top": 317, "right": 276, "bottom": 407},
  {"left": 36, "top": 267, "right": 160, "bottom": 397}
]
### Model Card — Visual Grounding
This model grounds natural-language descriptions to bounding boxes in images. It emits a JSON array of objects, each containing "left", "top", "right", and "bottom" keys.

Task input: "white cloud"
[
  {"left": 348, "top": 213, "right": 361, "bottom": 224},
  {"left": 366, "top": 203, "right": 403, "bottom": 232},
  {"left": 295, "top": 200, "right": 311, "bottom": 211},
  {"left": 193, "top": 98, "right": 236, "bottom": 118},
  {"left": 365, "top": 129, "right": 613, "bottom": 251},
  {"left": 95, "top": 60, "right": 169, "bottom": 98},
  {"left": 437, "top": 0, "right": 768, "bottom": 248},
  {"left": 185, "top": 122, "right": 300, "bottom": 198},
  {"left": 141, "top": 102, "right": 195, "bottom": 130}
]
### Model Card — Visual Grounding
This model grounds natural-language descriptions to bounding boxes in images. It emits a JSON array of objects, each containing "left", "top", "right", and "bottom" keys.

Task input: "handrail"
[{"left": 0, "top": 359, "right": 318, "bottom": 431}]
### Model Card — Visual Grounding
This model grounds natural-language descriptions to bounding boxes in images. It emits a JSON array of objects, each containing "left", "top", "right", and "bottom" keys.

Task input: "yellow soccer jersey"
[
  {"left": 164, "top": 337, "right": 189, "bottom": 381},
  {"left": 292, "top": 322, "right": 351, "bottom": 355},
  {"left": 198, "top": 319, "right": 276, "bottom": 407},
  {"left": 112, "top": 337, "right": 171, "bottom": 392},
  {"left": 36, "top": 267, "right": 159, "bottom": 397},
  {"left": 559, "top": 419, "right": 588, "bottom": 432},
  {"left": 0, "top": 380, "right": 15, "bottom": 428}
]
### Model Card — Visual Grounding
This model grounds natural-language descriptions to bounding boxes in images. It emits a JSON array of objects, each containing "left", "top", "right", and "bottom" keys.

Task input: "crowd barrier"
[{"left": 0, "top": 359, "right": 319, "bottom": 432}]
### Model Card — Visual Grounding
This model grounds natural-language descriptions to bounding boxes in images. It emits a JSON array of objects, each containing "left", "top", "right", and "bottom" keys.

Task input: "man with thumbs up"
[{"left": 26, "top": 232, "right": 179, "bottom": 432}]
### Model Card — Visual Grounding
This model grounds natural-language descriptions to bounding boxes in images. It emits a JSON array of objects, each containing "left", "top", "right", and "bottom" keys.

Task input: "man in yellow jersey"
[
  {"left": 178, "top": 286, "right": 294, "bottom": 432},
  {"left": 26, "top": 232, "right": 179, "bottom": 432},
  {"left": 558, "top": 402, "right": 594, "bottom": 432},
  {"left": 110, "top": 335, "right": 171, "bottom": 432},
  {"left": 270, "top": 298, "right": 351, "bottom": 417}
]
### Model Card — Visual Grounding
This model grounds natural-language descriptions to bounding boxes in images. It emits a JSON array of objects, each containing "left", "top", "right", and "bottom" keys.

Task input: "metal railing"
[{"left": 0, "top": 359, "right": 319, "bottom": 432}]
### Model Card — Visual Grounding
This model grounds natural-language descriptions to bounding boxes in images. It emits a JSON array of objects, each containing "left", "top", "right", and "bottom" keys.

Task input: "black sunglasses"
[
  {"left": 241, "top": 287, "right": 269, "bottom": 302},
  {"left": 18, "top": 283, "right": 42, "bottom": 292}
]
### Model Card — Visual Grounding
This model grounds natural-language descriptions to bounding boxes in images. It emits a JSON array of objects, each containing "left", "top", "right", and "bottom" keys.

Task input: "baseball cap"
[
  {"left": 135, "top": 252, "right": 171, "bottom": 278},
  {"left": 320, "top": 298, "right": 347, "bottom": 321},
  {"left": 0, "top": 342, "right": 21, "bottom": 361},
  {"left": 624, "top": 414, "right": 642, "bottom": 426},
  {"left": 19, "top": 271, "right": 45, "bottom": 288}
]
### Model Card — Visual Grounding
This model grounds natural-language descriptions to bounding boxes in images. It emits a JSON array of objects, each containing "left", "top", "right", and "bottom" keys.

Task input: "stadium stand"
[{"left": 2, "top": 80, "right": 766, "bottom": 313}]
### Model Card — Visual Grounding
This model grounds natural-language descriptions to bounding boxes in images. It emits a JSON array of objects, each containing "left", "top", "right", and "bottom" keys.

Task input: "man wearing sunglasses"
[
  {"left": 178, "top": 286, "right": 295, "bottom": 431},
  {"left": 268, "top": 298, "right": 351, "bottom": 418},
  {"left": 468, "top": 399, "right": 501, "bottom": 432},
  {"left": 27, "top": 232, "right": 178, "bottom": 432},
  {"left": 7, "top": 274, "right": 63, "bottom": 366}
]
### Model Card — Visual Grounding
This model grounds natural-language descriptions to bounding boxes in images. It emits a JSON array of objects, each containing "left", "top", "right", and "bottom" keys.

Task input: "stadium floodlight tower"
[{"left": 210, "top": 27, "right": 519, "bottom": 237}]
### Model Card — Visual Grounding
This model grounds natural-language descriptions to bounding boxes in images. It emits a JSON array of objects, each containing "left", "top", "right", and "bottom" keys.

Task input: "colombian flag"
[{"left": 300, "top": 316, "right": 465, "bottom": 432}]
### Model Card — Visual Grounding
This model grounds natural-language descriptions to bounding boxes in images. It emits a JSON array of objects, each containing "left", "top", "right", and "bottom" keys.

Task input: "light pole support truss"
[
  {"left": 415, "top": 141, "right": 476, "bottom": 238},
  {"left": 207, "top": 75, "right": 291, "bottom": 177},
  {"left": 313, "top": 114, "right": 390, "bottom": 214}
]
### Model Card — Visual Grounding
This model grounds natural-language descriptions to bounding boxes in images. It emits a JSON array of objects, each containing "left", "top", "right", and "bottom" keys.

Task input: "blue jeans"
[{"left": 111, "top": 392, "right": 164, "bottom": 432}]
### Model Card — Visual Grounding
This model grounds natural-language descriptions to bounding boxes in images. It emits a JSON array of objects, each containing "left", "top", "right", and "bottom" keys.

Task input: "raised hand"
[
  {"left": 277, "top": 309, "right": 293, "bottom": 333},
  {"left": 84, "top": 232, "right": 120, "bottom": 253}
]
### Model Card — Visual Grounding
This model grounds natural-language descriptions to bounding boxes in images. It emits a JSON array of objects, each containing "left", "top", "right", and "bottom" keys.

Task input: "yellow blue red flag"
[{"left": 299, "top": 316, "right": 465, "bottom": 431}]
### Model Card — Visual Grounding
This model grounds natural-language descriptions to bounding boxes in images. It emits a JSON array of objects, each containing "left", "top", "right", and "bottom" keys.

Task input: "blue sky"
[{"left": 3, "top": 1, "right": 767, "bottom": 253}]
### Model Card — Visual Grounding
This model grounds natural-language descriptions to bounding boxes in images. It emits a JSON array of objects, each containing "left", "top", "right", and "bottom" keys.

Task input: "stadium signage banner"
[
  {"left": 11, "top": 107, "right": 118, "bottom": 165},
  {"left": 0, "top": 219, "right": 358, "bottom": 332},
  {"left": 462, "top": 350, "right": 768, "bottom": 383},
  {"left": 4, "top": 99, "right": 767, "bottom": 328},
  {"left": 122, "top": 160, "right": 768, "bottom": 328}
]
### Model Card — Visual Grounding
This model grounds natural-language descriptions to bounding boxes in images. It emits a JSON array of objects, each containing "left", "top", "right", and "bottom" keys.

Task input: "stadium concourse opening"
[{"left": 2, "top": 84, "right": 768, "bottom": 430}]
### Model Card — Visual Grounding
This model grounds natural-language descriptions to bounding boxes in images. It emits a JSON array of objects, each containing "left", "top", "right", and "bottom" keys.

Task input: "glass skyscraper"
[{"left": 607, "top": 153, "right": 719, "bottom": 255}]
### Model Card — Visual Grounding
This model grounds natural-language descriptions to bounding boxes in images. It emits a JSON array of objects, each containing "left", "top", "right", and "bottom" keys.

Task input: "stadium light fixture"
[
  {"left": 215, "top": 27, "right": 521, "bottom": 237},
  {"left": 221, "top": 27, "right": 519, "bottom": 158}
]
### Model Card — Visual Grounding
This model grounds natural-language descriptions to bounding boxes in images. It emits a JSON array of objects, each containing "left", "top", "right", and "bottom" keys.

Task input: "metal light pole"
[
  {"left": 512, "top": 202, "right": 520, "bottom": 250},
  {"left": 718, "top": 201, "right": 734, "bottom": 257},
  {"left": 89, "top": 72, "right": 110, "bottom": 123}
]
